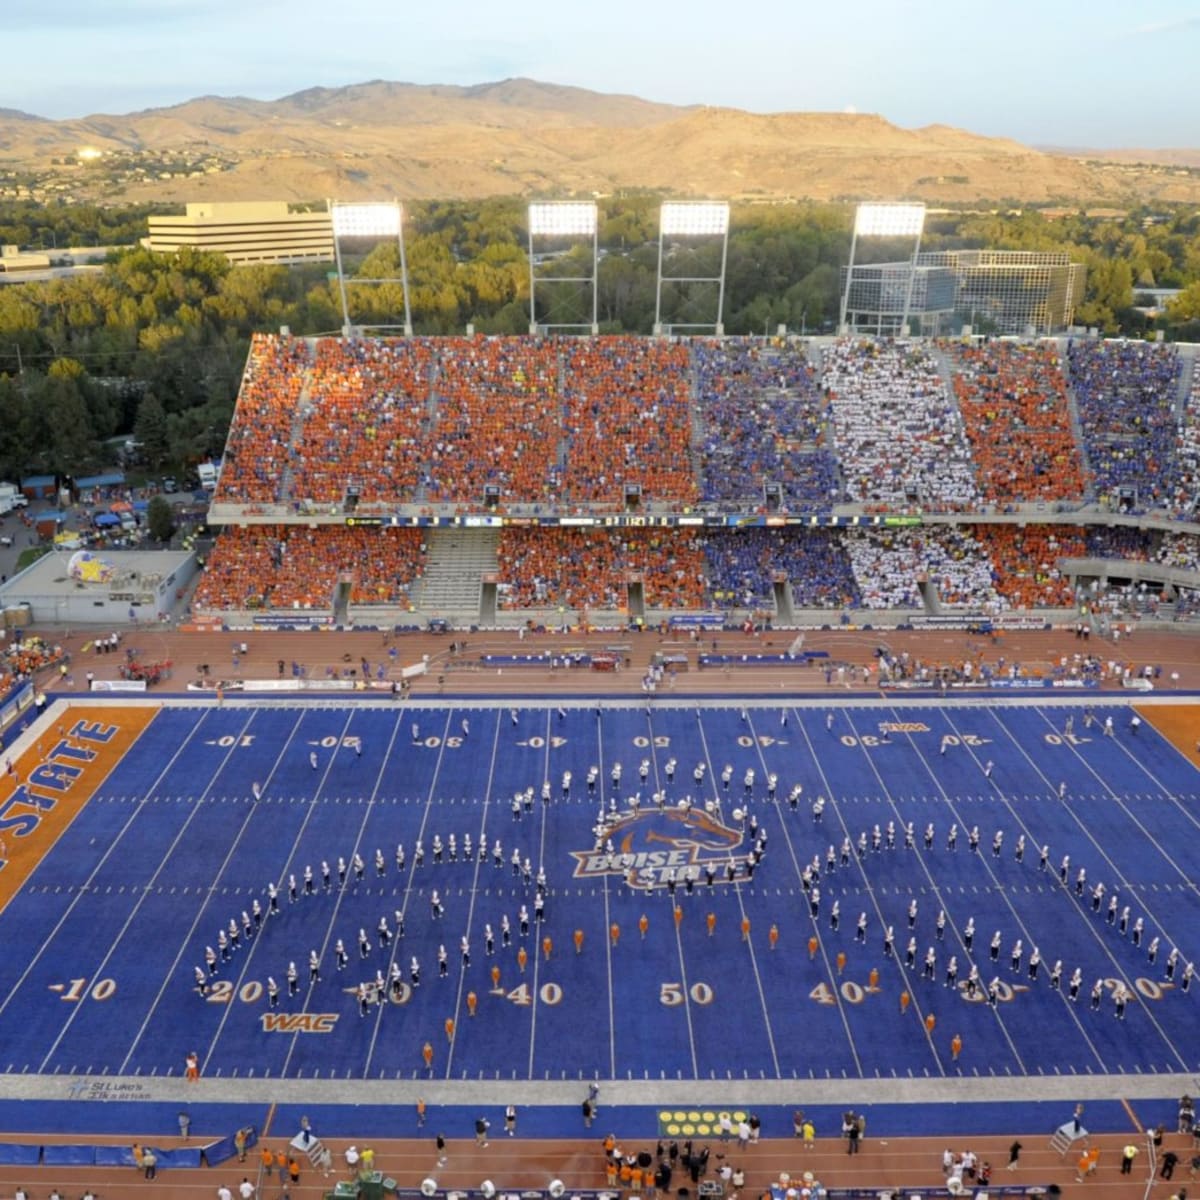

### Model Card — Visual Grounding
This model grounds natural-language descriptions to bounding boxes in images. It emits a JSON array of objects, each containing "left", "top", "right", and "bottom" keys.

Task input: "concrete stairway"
[{"left": 415, "top": 528, "right": 500, "bottom": 620}]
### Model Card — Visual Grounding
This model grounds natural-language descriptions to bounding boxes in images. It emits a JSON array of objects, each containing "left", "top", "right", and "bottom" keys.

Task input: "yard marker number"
[
  {"left": 809, "top": 980, "right": 878, "bottom": 1006},
  {"left": 661, "top": 982, "right": 714, "bottom": 1006},
  {"left": 51, "top": 978, "right": 117, "bottom": 1002}
]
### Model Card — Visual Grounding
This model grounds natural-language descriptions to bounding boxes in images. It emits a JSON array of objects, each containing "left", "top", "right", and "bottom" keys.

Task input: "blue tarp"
[
  {"left": 93, "top": 513, "right": 120, "bottom": 527},
  {"left": 0, "top": 1144, "right": 40, "bottom": 1165},
  {"left": 42, "top": 1144, "right": 96, "bottom": 1165},
  {"left": 76, "top": 473, "right": 126, "bottom": 489},
  {"left": 93, "top": 1146, "right": 132, "bottom": 1166},
  {"left": 21, "top": 474, "right": 54, "bottom": 489}
]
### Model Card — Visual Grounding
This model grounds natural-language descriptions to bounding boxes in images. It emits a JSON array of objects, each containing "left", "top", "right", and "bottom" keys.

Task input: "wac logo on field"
[
  {"left": 572, "top": 807, "right": 747, "bottom": 890},
  {"left": 260, "top": 1012, "right": 339, "bottom": 1033}
]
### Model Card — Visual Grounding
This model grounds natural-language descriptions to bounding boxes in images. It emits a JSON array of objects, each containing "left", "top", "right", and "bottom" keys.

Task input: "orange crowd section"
[
  {"left": 425, "top": 340, "right": 564, "bottom": 505},
  {"left": 972, "top": 523, "right": 1087, "bottom": 608},
  {"left": 495, "top": 527, "right": 707, "bottom": 611},
  {"left": 947, "top": 342, "right": 1090, "bottom": 504},
  {"left": 559, "top": 338, "right": 700, "bottom": 506},
  {"left": 289, "top": 339, "right": 434, "bottom": 505},
  {"left": 193, "top": 526, "right": 425, "bottom": 611},
  {"left": 214, "top": 334, "right": 311, "bottom": 505}
]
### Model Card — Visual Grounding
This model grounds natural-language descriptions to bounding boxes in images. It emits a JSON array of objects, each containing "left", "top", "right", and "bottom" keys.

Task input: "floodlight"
[
  {"left": 331, "top": 202, "right": 402, "bottom": 238},
  {"left": 853, "top": 203, "right": 926, "bottom": 238},
  {"left": 660, "top": 202, "right": 730, "bottom": 237},
  {"left": 528, "top": 202, "right": 598, "bottom": 238}
]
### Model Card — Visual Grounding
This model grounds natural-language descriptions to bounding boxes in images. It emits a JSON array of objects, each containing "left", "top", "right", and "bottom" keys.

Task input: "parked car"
[{"left": 162, "top": 477, "right": 179, "bottom": 493}]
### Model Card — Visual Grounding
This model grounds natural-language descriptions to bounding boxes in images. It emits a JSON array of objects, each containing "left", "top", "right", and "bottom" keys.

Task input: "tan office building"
[{"left": 146, "top": 202, "right": 334, "bottom": 264}]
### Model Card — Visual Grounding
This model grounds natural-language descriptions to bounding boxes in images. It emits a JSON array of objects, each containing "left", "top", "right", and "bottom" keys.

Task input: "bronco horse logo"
[{"left": 571, "top": 806, "right": 747, "bottom": 890}]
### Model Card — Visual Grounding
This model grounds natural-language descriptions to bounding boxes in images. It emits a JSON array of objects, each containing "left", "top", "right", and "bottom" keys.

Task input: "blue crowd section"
[{"left": 0, "top": 701, "right": 1198, "bottom": 1085}]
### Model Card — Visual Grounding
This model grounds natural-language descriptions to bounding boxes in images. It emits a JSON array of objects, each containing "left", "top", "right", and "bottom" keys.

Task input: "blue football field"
[{"left": 0, "top": 696, "right": 1197, "bottom": 1085}]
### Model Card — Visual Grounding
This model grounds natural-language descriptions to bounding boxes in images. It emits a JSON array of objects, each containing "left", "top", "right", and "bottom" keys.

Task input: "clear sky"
[{"left": 5, "top": 0, "right": 1198, "bottom": 147}]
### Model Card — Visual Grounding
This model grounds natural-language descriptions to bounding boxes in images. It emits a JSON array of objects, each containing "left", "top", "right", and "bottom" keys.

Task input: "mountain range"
[{"left": 2, "top": 78, "right": 1198, "bottom": 205}]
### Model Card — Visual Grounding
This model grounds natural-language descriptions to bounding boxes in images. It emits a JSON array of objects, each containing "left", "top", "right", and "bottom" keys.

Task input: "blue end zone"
[{"left": 0, "top": 700, "right": 1196, "bottom": 1092}]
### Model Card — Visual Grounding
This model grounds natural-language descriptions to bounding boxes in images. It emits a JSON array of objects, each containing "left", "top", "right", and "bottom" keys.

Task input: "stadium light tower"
[
  {"left": 654, "top": 202, "right": 730, "bottom": 336},
  {"left": 527, "top": 202, "right": 599, "bottom": 335},
  {"left": 330, "top": 200, "right": 413, "bottom": 336},
  {"left": 839, "top": 202, "right": 926, "bottom": 336}
]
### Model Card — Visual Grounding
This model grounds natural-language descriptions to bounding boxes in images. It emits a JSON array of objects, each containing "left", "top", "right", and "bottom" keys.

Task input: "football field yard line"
[
  {"left": 526, "top": 709, "right": 553, "bottom": 1078},
  {"left": 291, "top": 709, "right": 405, "bottom": 1079},
  {"left": 0, "top": 706, "right": 197, "bottom": 1027},
  {"left": 595, "top": 714, "right": 617, "bottom": 1079},
  {"left": 1030, "top": 704, "right": 1200, "bottom": 909},
  {"left": 855, "top": 705, "right": 1032, "bottom": 1074},
  {"left": 152, "top": 708, "right": 307, "bottom": 1074},
  {"left": 131, "top": 709, "right": 311, "bottom": 1076},
  {"left": 45, "top": 710, "right": 260, "bottom": 1074},
  {"left": 896, "top": 705, "right": 1101, "bottom": 1073},
  {"left": 980, "top": 707, "right": 1191, "bottom": 1072},
  {"left": 195, "top": 708, "right": 354, "bottom": 1075},
  {"left": 797, "top": 711, "right": 923, "bottom": 1077}
]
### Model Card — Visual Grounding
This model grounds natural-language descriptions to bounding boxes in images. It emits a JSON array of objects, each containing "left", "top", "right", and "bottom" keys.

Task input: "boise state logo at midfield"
[{"left": 571, "top": 806, "right": 747, "bottom": 890}]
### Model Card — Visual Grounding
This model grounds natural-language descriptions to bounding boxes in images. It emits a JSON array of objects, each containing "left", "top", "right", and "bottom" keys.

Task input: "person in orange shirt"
[
  {"left": 574, "top": 929, "right": 584, "bottom": 954},
  {"left": 706, "top": 912, "right": 717, "bottom": 937},
  {"left": 899, "top": 990, "right": 910, "bottom": 1015},
  {"left": 274, "top": 1150, "right": 287, "bottom": 1179},
  {"left": 619, "top": 1161, "right": 632, "bottom": 1189},
  {"left": 490, "top": 964, "right": 501, "bottom": 989},
  {"left": 868, "top": 966, "right": 879, "bottom": 991},
  {"left": 259, "top": 1146, "right": 273, "bottom": 1177},
  {"left": 422, "top": 1041, "right": 434, "bottom": 1069},
  {"left": 185, "top": 1050, "right": 200, "bottom": 1082},
  {"left": 610, "top": 922, "right": 620, "bottom": 946},
  {"left": 542, "top": 935, "right": 553, "bottom": 961},
  {"left": 808, "top": 935, "right": 819, "bottom": 960},
  {"left": 768, "top": 924, "right": 779, "bottom": 950},
  {"left": 467, "top": 991, "right": 478, "bottom": 1017},
  {"left": 638, "top": 914, "right": 649, "bottom": 939},
  {"left": 740, "top": 916, "right": 751, "bottom": 941},
  {"left": 444, "top": 1017, "right": 455, "bottom": 1042},
  {"left": 924, "top": 1012, "right": 936, "bottom": 1035},
  {"left": 517, "top": 946, "right": 528, "bottom": 973},
  {"left": 950, "top": 1033, "right": 962, "bottom": 1061},
  {"left": 630, "top": 1165, "right": 643, "bottom": 1194},
  {"left": 673, "top": 906, "right": 683, "bottom": 929},
  {"left": 836, "top": 951, "right": 847, "bottom": 975}
]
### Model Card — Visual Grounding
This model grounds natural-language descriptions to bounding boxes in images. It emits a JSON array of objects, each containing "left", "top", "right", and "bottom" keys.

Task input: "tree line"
[{"left": 0, "top": 196, "right": 1198, "bottom": 482}]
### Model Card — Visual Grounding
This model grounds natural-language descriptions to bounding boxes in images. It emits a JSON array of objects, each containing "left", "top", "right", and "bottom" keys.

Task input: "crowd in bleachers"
[
  {"left": 824, "top": 340, "right": 981, "bottom": 508},
  {"left": 1168, "top": 362, "right": 1200, "bottom": 516},
  {"left": 702, "top": 528, "right": 860, "bottom": 609},
  {"left": 972, "top": 525, "right": 1085, "bottom": 609},
  {"left": 424, "top": 340, "right": 563, "bottom": 505},
  {"left": 495, "top": 527, "right": 706, "bottom": 611},
  {"left": 193, "top": 526, "right": 424, "bottom": 612},
  {"left": 948, "top": 341, "right": 1088, "bottom": 504},
  {"left": 695, "top": 340, "right": 837, "bottom": 508},
  {"left": 1067, "top": 340, "right": 1181, "bottom": 511},
  {"left": 214, "top": 335, "right": 312, "bottom": 505},
  {"left": 1084, "top": 525, "right": 1154, "bottom": 561},
  {"left": 843, "top": 527, "right": 1000, "bottom": 609},
  {"left": 559, "top": 338, "right": 698, "bottom": 506},
  {"left": 1156, "top": 531, "right": 1200, "bottom": 573},
  {"left": 289, "top": 339, "right": 433, "bottom": 505}
]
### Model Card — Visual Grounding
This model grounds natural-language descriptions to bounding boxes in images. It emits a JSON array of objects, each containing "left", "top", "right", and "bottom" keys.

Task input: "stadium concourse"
[{"left": 2, "top": 622, "right": 1200, "bottom": 1200}]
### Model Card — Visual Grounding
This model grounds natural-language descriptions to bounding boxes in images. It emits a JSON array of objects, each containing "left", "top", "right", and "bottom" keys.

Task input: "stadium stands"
[
  {"left": 1067, "top": 340, "right": 1181, "bottom": 512},
  {"left": 195, "top": 333, "right": 1200, "bottom": 622},
  {"left": 425, "top": 339, "right": 563, "bottom": 505},
  {"left": 972, "top": 524, "right": 1086, "bottom": 608},
  {"left": 695, "top": 339, "right": 837, "bottom": 508},
  {"left": 560, "top": 338, "right": 698, "bottom": 506},
  {"left": 842, "top": 527, "right": 999, "bottom": 610},
  {"left": 289, "top": 339, "right": 433, "bottom": 505},
  {"left": 214, "top": 334, "right": 311, "bottom": 505},
  {"left": 193, "top": 526, "right": 424, "bottom": 612},
  {"left": 947, "top": 341, "right": 1089, "bottom": 504},
  {"left": 703, "top": 528, "right": 859, "bottom": 609},
  {"left": 824, "top": 340, "right": 980, "bottom": 509},
  {"left": 495, "top": 527, "right": 706, "bottom": 611}
]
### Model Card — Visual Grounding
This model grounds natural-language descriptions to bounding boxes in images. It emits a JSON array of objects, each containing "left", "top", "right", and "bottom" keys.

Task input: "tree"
[
  {"left": 134, "top": 391, "right": 170, "bottom": 469},
  {"left": 146, "top": 495, "right": 175, "bottom": 544}
]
